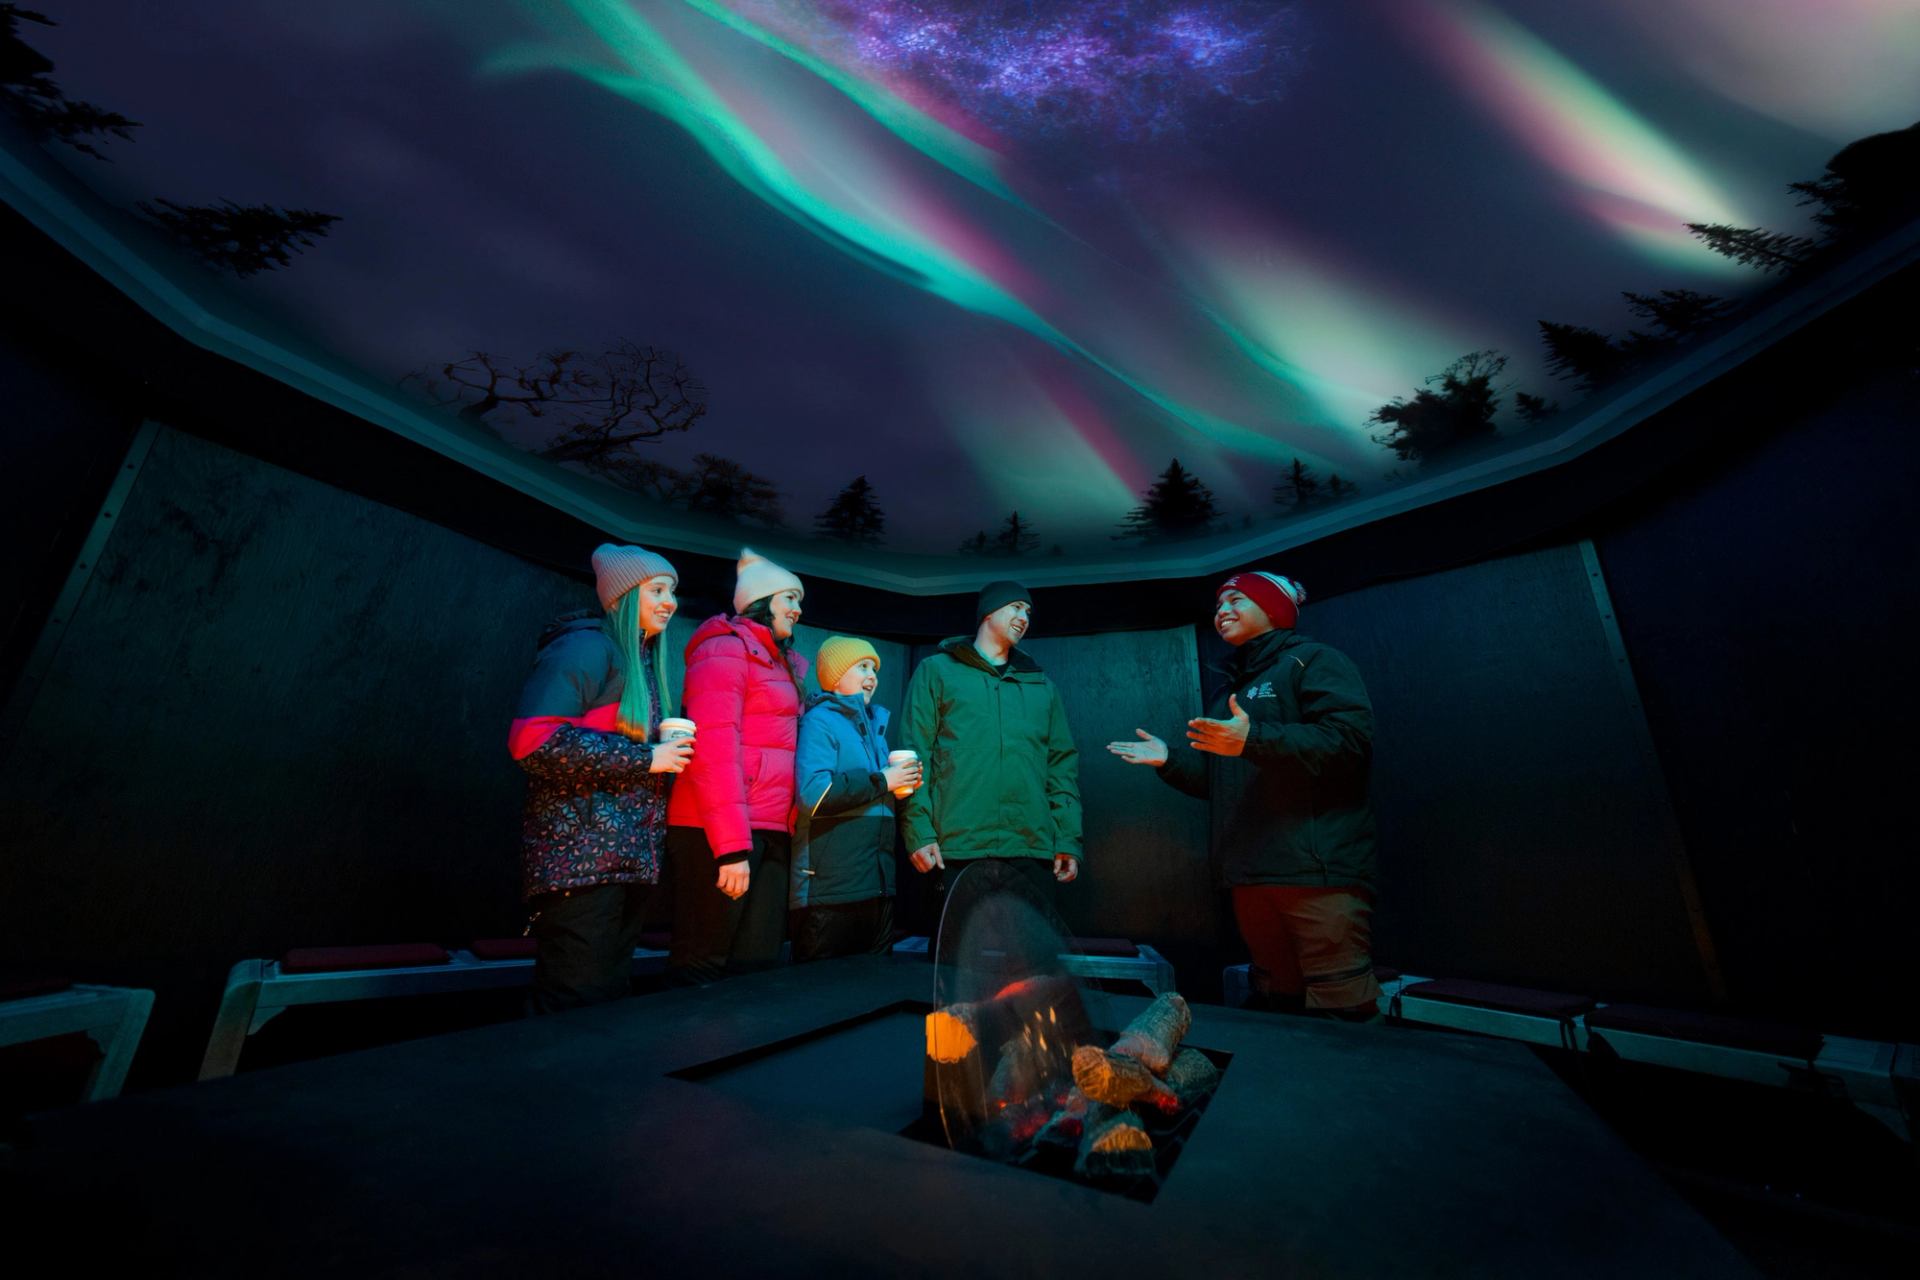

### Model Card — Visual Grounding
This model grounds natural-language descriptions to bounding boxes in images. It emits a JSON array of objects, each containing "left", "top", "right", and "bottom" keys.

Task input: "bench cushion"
[
  {"left": 280, "top": 944, "right": 451, "bottom": 974},
  {"left": 1400, "top": 978, "right": 1594, "bottom": 1019},
  {"left": 1585, "top": 1003, "right": 1823, "bottom": 1060},
  {"left": 470, "top": 937, "right": 537, "bottom": 962},
  {"left": 0, "top": 975, "right": 75, "bottom": 1002},
  {"left": 1071, "top": 937, "right": 1139, "bottom": 958}
]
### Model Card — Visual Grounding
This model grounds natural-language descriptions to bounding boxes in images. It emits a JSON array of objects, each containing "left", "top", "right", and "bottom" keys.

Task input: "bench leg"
[
  {"left": 80, "top": 988, "right": 154, "bottom": 1101},
  {"left": 198, "top": 961, "right": 266, "bottom": 1081}
]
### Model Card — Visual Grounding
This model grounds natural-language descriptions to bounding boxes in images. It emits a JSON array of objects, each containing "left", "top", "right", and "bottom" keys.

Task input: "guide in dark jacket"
[{"left": 1109, "top": 570, "right": 1380, "bottom": 1017}]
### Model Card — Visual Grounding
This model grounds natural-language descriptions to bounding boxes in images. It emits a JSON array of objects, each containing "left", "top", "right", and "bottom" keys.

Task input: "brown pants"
[{"left": 1231, "top": 885, "right": 1381, "bottom": 1013}]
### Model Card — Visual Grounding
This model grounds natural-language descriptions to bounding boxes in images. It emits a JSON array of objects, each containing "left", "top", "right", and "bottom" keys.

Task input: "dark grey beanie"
[{"left": 976, "top": 579, "right": 1032, "bottom": 619}]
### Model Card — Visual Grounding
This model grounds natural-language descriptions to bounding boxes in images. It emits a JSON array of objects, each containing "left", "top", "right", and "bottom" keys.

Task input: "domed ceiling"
[{"left": 3, "top": 1, "right": 1916, "bottom": 586}]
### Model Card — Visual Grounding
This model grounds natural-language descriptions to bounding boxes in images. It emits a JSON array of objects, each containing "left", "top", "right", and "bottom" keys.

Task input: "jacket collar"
[
  {"left": 938, "top": 635, "right": 1042, "bottom": 676},
  {"left": 807, "top": 690, "right": 890, "bottom": 734},
  {"left": 1223, "top": 627, "right": 1303, "bottom": 680},
  {"left": 687, "top": 613, "right": 805, "bottom": 678},
  {"left": 536, "top": 608, "right": 603, "bottom": 651}
]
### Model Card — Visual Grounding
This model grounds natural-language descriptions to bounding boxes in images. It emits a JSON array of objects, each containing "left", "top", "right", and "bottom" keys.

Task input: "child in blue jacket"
[{"left": 791, "top": 637, "right": 922, "bottom": 960}]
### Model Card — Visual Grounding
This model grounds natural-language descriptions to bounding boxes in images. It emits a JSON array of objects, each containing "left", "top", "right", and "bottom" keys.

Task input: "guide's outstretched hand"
[
  {"left": 1105, "top": 729, "right": 1168, "bottom": 766},
  {"left": 1188, "top": 695, "right": 1251, "bottom": 757}
]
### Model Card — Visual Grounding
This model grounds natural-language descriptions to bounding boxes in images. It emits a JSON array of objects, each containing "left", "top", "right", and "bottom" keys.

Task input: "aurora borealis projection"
[{"left": 13, "top": 1, "right": 1918, "bottom": 560}]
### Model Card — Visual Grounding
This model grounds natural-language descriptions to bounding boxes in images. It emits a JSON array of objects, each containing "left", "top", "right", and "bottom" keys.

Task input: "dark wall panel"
[
  {"left": 1594, "top": 368, "right": 1919, "bottom": 1039},
  {"left": 0, "top": 330, "right": 142, "bottom": 699},
  {"left": 0, "top": 426, "right": 924, "bottom": 1082},
  {"left": 1291, "top": 545, "right": 1715, "bottom": 1004},
  {"left": 0, "top": 427, "right": 589, "bottom": 1076},
  {"left": 1013, "top": 628, "right": 1217, "bottom": 954}
]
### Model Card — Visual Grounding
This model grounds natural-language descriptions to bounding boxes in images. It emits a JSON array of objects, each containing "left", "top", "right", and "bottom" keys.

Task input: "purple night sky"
[{"left": 17, "top": 0, "right": 1916, "bottom": 555}]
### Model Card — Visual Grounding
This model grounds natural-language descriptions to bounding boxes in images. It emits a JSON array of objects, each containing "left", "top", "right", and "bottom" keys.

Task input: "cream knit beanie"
[{"left": 732, "top": 547, "right": 804, "bottom": 614}]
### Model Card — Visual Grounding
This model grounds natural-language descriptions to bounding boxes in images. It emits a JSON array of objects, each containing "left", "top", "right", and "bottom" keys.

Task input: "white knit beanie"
[
  {"left": 732, "top": 547, "right": 804, "bottom": 614},
  {"left": 591, "top": 543, "right": 678, "bottom": 612}
]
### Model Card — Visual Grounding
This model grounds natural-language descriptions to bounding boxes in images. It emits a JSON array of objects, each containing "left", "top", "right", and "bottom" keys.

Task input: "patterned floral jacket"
[{"left": 508, "top": 610, "right": 668, "bottom": 901}]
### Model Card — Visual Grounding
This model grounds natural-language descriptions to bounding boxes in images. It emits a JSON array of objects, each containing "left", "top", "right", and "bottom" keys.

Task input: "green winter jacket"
[
  {"left": 898, "top": 638, "right": 1083, "bottom": 864},
  {"left": 1159, "top": 628, "right": 1377, "bottom": 889}
]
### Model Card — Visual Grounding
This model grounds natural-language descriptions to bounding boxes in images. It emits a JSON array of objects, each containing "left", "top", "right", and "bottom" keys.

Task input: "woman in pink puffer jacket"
[{"left": 665, "top": 548, "right": 810, "bottom": 982}]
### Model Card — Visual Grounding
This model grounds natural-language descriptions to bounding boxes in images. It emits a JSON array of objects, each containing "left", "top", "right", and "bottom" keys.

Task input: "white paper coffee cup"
[
  {"left": 659, "top": 718, "right": 697, "bottom": 741},
  {"left": 888, "top": 749, "right": 919, "bottom": 797}
]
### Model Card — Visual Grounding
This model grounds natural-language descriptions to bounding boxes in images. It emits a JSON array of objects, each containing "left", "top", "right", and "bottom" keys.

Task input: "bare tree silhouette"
[{"left": 408, "top": 343, "right": 707, "bottom": 474}]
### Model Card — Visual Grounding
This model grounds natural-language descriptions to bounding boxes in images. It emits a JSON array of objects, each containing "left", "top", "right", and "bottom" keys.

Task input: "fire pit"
[{"left": 913, "top": 862, "right": 1229, "bottom": 1201}]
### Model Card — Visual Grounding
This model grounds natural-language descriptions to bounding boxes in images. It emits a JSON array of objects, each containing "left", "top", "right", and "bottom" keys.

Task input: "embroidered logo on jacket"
[{"left": 1241, "top": 682, "right": 1277, "bottom": 699}]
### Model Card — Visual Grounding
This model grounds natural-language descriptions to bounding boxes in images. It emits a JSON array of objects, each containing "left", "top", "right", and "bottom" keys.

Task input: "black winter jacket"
[{"left": 1159, "top": 628, "right": 1377, "bottom": 889}]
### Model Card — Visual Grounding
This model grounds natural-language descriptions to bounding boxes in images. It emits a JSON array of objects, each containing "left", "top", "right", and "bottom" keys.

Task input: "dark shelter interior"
[{"left": 3, "top": 5, "right": 1919, "bottom": 1276}]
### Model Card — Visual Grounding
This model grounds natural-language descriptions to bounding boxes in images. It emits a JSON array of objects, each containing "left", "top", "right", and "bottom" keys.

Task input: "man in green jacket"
[
  {"left": 1108, "top": 570, "right": 1379, "bottom": 1019},
  {"left": 900, "top": 581, "right": 1084, "bottom": 901}
]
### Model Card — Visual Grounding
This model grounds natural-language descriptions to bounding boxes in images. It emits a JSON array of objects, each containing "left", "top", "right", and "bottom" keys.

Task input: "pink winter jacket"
[{"left": 666, "top": 614, "right": 810, "bottom": 858}]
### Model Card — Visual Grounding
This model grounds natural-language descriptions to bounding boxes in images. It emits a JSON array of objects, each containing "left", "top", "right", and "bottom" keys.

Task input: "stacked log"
[
  {"left": 1165, "top": 1048, "right": 1221, "bottom": 1108},
  {"left": 1074, "top": 1109, "right": 1155, "bottom": 1180},
  {"left": 1110, "top": 993, "right": 1192, "bottom": 1074},
  {"left": 1071, "top": 1044, "right": 1176, "bottom": 1111}
]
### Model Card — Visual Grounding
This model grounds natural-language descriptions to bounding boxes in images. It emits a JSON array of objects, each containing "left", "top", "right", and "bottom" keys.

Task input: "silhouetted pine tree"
[
  {"left": 1273, "top": 458, "right": 1321, "bottom": 511},
  {"left": 1, "top": 5, "right": 139, "bottom": 157},
  {"left": 1325, "top": 473, "right": 1359, "bottom": 500},
  {"left": 1368, "top": 351, "right": 1506, "bottom": 465},
  {"left": 1685, "top": 223, "right": 1816, "bottom": 274},
  {"left": 993, "top": 511, "right": 1039, "bottom": 556},
  {"left": 1513, "top": 391, "right": 1558, "bottom": 425},
  {"left": 814, "top": 475, "right": 886, "bottom": 546},
  {"left": 679, "top": 454, "right": 783, "bottom": 526},
  {"left": 1115, "top": 458, "right": 1219, "bottom": 540},
  {"left": 956, "top": 530, "right": 991, "bottom": 556},
  {"left": 1621, "top": 289, "right": 1731, "bottom": 339},
  {"left": 1537, "top": 322, "right": 1629, "bottom": 394},
  {"left": 137, "top": 198, "right": 340, "bottom": 277},
  {"left": 1789, "top": 121, "right": 1920, "bottom": 237}
]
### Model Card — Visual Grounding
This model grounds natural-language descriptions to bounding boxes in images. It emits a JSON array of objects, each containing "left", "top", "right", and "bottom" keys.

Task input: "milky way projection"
[{"left": 739, "top": 0, "right": 1305, "bottom": 143}]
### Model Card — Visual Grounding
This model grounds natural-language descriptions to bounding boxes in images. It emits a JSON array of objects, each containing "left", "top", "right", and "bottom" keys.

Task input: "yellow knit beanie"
[{"left": 815, "top": 636, "right": 880, "bottom": 693}]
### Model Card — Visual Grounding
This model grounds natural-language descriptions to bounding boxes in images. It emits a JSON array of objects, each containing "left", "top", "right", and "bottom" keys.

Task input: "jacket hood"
[
  {"left": 535, "top": 608, "right": 606, "bottom": 653},
  {"left": 937, "top": 635, "right": 1042, "bottom": 675}
]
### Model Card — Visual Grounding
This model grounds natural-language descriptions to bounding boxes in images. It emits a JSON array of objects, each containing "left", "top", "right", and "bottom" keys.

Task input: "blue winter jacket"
[{"left": 791, "top": 692, "right": 897, "bottom": 909}]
